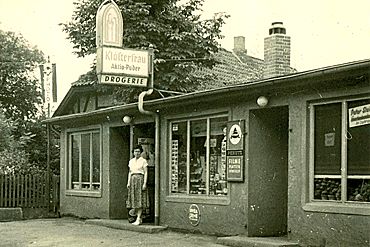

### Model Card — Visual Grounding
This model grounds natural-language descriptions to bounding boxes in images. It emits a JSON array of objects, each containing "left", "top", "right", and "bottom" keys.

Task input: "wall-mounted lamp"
[
  {"left": 257, "top": 96, "right": 269, "bottom": 107},
  {"left": 122, "top": 115, "right": 132, "bottom": 124}
]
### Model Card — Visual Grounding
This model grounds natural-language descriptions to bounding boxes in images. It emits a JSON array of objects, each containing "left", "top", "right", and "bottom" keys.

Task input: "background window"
[
  {"left": 69, "top": 130, "right": 101, "bottom": 192},
  {"left": 312, "top": 99, "right": 370, "bottom": 203}
]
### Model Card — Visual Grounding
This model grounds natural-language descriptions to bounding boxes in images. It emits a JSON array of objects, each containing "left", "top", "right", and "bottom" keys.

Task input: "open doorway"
[
  {"left": 132, "top": 123, "right": 155, "bottom": 223},
  {"left": 109, "top": 123, "right": 155, "bottom": 223},
  {"left": 248, "top": 106, "right": 289, "bottom": 236}
]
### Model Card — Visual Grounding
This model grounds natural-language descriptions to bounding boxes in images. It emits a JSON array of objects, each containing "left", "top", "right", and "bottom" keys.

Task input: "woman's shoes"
[{"left": 132, "top": 218, "right": 142, "bottom": 225}]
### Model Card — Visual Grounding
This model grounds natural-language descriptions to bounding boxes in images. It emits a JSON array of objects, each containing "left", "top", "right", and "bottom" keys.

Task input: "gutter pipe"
[{"left": 138, "top": 46, "right": 160, "bottom": 226}]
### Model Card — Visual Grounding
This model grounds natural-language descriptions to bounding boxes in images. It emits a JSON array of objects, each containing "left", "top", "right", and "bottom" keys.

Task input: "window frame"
[
  {"left": 305, "top": 95, "right": 370, "bottom": 215},
  {"left": 65, "top": 126, "right": 102, "bottom": 197},
  {"left": 167, "top": 113, "right": 231, "bottom": 205}
]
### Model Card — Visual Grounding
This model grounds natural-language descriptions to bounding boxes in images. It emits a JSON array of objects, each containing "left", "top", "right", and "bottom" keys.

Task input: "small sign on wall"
[
  {"left": 226, "top": 155, "right": 244, "bottom": 182},
  {"left": 189, "top": 204, "right": 200, "bottom": 226},
  {"left": 226, "top": 120, "right": 245, "bottom": 182},
  {"left": 227, "top": 120, "right": 245, "bottom": 150}
]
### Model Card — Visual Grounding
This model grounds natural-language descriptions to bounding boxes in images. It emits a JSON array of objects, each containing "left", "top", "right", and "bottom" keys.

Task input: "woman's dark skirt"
[{"left": 126, "top": 174, "right": 149, "bottom": 209}]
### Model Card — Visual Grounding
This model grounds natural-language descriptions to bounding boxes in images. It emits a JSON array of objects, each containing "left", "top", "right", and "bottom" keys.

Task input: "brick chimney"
[
  {"left": 263, "top": 22, "right": 291, "bottom": 78},
  {"left": 233, "top": 36, "right": 246, "bottom": 53}
]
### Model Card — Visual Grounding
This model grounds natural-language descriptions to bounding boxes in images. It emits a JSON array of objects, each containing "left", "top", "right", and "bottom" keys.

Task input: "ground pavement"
[{"left": 0, "top": 217, "right": 225, "bottom": 247}]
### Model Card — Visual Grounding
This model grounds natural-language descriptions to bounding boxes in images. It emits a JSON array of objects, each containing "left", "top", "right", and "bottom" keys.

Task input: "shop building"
[{"left": 47, "top": 58, "right": 370, "bottom": 246}]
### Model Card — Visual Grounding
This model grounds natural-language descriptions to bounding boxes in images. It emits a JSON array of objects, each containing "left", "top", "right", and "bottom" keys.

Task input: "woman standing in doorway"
[{"left": 126, "top": 145, "right": 149, "bottom": 225}]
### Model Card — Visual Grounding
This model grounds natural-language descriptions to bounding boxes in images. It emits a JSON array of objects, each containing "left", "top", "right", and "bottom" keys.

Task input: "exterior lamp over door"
[
  {"left": 122, "top": 115, "right": 132, "bottom": 124},
  {"left": 257, "top": 96, "right": 269, "bottom": 107}
]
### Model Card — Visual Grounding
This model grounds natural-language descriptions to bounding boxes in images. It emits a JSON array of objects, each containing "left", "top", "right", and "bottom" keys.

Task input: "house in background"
[{"left": 200, "top": 22, "right": 296, "bottom": 90}]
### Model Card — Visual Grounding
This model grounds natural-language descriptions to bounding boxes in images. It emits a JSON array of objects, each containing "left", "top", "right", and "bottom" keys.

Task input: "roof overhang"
[{"left": 44, "top": 59, "right": 370, "bottom": 125}]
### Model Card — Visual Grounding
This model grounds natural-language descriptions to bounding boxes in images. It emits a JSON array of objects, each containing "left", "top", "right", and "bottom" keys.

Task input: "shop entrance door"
[
  {"left": 132, "top": 123, "right": 155, "bottom": 223},
  {"left": 248, "top": 106, "right": 288, "bottom": 236}
]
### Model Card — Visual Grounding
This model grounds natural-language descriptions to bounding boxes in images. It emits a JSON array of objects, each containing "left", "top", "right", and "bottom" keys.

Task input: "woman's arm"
[
  {"left": 142, "top": 165, "right": 148, "bottom": 190},
  {"left": 127, "top": 169, "right": 131, "bottom": 189}
]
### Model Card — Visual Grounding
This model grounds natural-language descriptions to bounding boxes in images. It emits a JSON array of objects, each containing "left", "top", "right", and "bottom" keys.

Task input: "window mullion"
[
  {"left": 186, "top": 121, "right": 190, "bottom": 194},
  {"left": 78, "top": 134, "right": 82, "bottom": 189},
  {"left": 68, "top": 135, "right": 72, "bottom": 190},
  {"left": 341, "top": 101, "right": 348, "bottom": 202},
  {"left": 309, "top": 105, "right": 315, "bottom": 201},
  {"left": 89, "top": 133, "right": 93, "bottom": 191},
  {"left": 206, "top": 118, "right": 210, "bottom": 195}
]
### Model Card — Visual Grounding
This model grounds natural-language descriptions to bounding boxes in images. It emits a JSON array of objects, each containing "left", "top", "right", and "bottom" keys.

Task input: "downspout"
[{"left": 138, "top": 46, "right": 160, "bottom": 225}]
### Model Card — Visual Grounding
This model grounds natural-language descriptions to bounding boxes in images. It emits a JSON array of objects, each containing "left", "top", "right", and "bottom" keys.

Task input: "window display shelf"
[
  {"left": 348, "top": 175, "right": 370, "bottom": 179},
  {"left": 315, "top": 175, "right": 370, "bottom": 179},
  {"left": 314, "top": 175, "right": 341, "bottom": 179}
]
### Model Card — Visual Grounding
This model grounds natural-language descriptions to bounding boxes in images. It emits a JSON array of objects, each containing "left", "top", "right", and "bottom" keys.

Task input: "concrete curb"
[
  {"left": 0, "top": 208, "right": 23, "bottom": 222},
  {"left": 216, "top": 236, "right": 300, "bottom": 247}
]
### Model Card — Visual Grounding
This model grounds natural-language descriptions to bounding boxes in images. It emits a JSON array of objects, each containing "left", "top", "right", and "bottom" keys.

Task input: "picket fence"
[{"left": 0, "top": 173, "right": 59, "bottom": 210}]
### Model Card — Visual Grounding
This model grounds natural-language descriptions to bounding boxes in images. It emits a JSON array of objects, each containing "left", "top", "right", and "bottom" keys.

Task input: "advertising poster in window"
[{"left": 349, "top": 103, "right": 370, "bottom": 128}]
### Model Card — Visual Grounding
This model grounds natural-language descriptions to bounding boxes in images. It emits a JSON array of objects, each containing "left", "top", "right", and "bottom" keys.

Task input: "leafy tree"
[
  {"left": 62, "top": 0, "right": 228, "bottom": 102},
  {"left": 0, "top": 30, "right": 60, "bottom": 175},
  {"left": 0, "top": 30, "right": 45, "bottom": 126}
]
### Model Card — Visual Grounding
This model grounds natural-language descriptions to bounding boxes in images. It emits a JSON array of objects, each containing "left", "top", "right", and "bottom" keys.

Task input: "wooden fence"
[{"left": 0, "top": 173, "right": 59, "bottom": 211}]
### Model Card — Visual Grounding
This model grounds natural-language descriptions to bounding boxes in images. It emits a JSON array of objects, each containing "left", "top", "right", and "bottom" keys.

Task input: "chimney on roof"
[
  {"left": 263, "top": 22, "right": 291, "bottom": 78},
  {"left": 233, "top": 36, "right": 246, "bottom": 53}
]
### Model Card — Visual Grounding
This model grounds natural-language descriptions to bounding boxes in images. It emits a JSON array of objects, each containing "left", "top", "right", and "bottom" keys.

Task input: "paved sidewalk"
[{"left": 0, "top": 217, "right": 225, "bottom": 247}]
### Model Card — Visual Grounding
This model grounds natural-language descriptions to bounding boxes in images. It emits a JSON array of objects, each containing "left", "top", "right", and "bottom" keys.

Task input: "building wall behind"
[
  {"left": 59, "top": 126, "right": 110, "bottom": 218},
  {"left": 288, "top": 85, "right": 370, "bottom": 247}
]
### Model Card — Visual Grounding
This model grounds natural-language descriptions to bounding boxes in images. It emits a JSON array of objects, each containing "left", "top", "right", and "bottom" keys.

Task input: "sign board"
[
  {"left": 227, "top": 120, "right": 245, "bottom": 150},
  {"left": 226, "top": 120, "right": 245, "bottom": 182},
  {"left": 95, "top": 0, "right": 151, "bottom": 87},
  {"left": 349, "top": 103, "right": 370, "bottom": 128},
  {"left": 226, "top": 155, "right": 244, "bottom": 182},
  {"left": 189, "top": 204, "right": 200, "bottom": 226},
  {"left": 96, "top": 0, "right": 123, "bottom": 48},
  {"left": 98, "top": 74, "right": 148, "bottom": 87},
  {"left": 97, "top": 47, "right": 149, "bottom": 76}
]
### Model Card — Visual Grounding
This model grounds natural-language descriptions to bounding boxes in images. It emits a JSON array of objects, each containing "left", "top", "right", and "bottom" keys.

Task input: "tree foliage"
[
  {"left": 61, "top": 0, "right": 228, "bottom": 102},
  {"left": 0, "top": 30, "right": 60, "bottom": 175},
  {"left": 0, "top": 30, "right": 45, "bottom": 124}
]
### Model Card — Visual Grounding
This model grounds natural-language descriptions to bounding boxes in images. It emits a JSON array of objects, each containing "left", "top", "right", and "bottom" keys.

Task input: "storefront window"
[
  {"left": 170, "top": 115, "right": 228, "bottom": 196},
  {"left": 68, "top": 130, "right": 101, "bottom": 192},
  {"left": 311, "top": 98, "right": 370, "bottom": 203}
]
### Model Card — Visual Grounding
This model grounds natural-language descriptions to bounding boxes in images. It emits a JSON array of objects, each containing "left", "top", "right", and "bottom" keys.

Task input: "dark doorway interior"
[
  {"left": 133, "top": 123, "right": 155, "bottom": 223},
  {"left": 248, "top": 106, "right": 289, "bottom": 236}
]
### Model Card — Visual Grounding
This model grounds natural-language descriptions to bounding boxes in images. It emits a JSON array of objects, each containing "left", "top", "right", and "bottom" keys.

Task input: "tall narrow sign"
[
  {"left": 96, "top": 0, "right": 150, "bottom": 87},
  {"left": 96, "top": 0, "right": 123, "bottom": 48}
]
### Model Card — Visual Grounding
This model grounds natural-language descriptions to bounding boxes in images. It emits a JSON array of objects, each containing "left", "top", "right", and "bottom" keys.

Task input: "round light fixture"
[
  {"left": 257, "top": 96, "right": 268, "bottom": 107},
  {"left": 122, "top": 115, "right": 132, "bottom": 124}
]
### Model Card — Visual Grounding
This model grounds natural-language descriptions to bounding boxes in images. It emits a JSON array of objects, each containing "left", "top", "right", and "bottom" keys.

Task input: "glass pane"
[
  {"left": 209, "top": 117, "right": 228, "bottom": 196},
  {"left": 314, "top": 178, "right": 341, "bottom": 201},
  {"left": 171, "top": 122, "right": 187, "bottom": 193},
  {"left": 190, "top": 119, "right": 207, "bottom": 195},
  {"left": 314, "top": 103, "right": 342, "bottom": 175},
  {"left": 347, "top": 179, "right": 370, "bottom": 202},
  {"left": 71, "top": 135, "right": 80, "bottom": 188},
  {"left": 81, "top": 133, "right": 91, "bottom": 188},
  {"left": 347, "top": 99, "right": 370, "bottom": 175},
  {"left": 92, "top": 132, "right": 100, "bottom": 188}
]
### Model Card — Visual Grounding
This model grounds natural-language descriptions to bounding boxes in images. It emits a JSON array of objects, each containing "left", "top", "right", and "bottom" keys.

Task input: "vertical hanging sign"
[
  {"left": 96, "top": 0, "right": 123, "bottom": 48},
  {"left": 96, "top": 0, "right": 150, "bottom": 87},
  {"left": 226, "top": 120, "right": 245, "bottom": 182}
]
